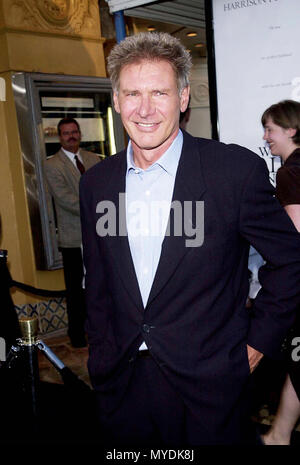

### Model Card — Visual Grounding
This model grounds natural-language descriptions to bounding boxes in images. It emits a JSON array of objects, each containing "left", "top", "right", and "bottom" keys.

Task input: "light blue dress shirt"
[{"left": 126, "top": 130, "right": 183, "bottom": 349}]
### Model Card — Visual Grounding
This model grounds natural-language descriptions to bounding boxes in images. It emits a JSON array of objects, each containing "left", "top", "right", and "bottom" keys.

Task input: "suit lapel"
[
  {"left": 80, "top": 149, "right": 96, "bottom": 169},
  {"left": 147, "top": 133, "right": 206, "bottom": 307},
  {"left": 103, "top": 134, "right": 207, "bottom": 312},
  {"left": 58, "top": 149, "right": 81, "bottom": 180},
  {"left": 80, "top": 150, "right": 89, "bottom": 168},
  {"left": 103, "top": 152, "right": 145, "bottom": 311}
]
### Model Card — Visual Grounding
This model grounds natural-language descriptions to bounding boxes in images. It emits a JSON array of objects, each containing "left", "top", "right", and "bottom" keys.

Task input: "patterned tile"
[
  {"left": 38, "top": 298, "right": 68, "bottom": 333},
  {"left": 15, "top": 298, "right": 68, "bottom": 335},
  {"left": 15, "top": 303, "right": 38, "bottom": 319}
]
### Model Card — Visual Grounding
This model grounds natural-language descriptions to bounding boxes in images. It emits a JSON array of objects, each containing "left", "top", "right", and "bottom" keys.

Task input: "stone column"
[{"left": 0, "top": 0, "right": 106, "bottom": 331}]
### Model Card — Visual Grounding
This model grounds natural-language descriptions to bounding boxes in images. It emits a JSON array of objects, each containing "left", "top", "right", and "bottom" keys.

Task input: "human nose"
[
  {"left": 263, "top": 130, "right": 268, "bottom": 140},
  {"left": 137, "top": 95, "right": 155, "bottom": 117}
]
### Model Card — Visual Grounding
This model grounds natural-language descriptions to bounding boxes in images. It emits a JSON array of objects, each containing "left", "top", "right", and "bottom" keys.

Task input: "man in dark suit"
[
  {"left": 45, "top": 117, "right": 99, "bottom": 347},
  {"left": 79, "top": 32, "right": 300, "bottom": 445}
]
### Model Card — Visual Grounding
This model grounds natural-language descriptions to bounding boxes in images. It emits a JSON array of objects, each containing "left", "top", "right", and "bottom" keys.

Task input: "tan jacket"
[{"left": 44, "top": 148, "right": 100, "bottom": 248}]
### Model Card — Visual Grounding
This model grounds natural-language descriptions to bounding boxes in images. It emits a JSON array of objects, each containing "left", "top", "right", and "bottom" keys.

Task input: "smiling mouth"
[{"left": 135, "top": 122, "right": 159, "bottom": 127}]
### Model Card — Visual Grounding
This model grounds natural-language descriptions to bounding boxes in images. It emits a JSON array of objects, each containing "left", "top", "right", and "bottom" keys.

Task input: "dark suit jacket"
[{"left": 80, "top": 131, "right": 300, "bottom": 437}]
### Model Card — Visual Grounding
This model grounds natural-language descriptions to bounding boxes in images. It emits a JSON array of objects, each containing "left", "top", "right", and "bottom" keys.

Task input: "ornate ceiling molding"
[{"left": 3, "top": 0, "right": 101, "bottom": 37}]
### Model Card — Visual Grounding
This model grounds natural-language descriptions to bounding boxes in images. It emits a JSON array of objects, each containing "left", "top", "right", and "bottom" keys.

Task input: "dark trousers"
[
  {"left": 96, "top": 355, "right": 257, "bottom": 446},
  {"left": 60, "top": 247, "right": 86, "bottom": 345}
]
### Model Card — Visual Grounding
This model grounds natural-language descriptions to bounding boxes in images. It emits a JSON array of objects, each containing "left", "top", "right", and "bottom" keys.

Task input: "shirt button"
[
  {"left": 142, "top": 324, "right": 150, "bottom": 333},
  {"left": 134, "top": 169, "right": 140, "bottom": 174},
  {"left": 143, "top": 268, "right": 148, "bottom": 274},
  {"left": 145, "top": 190, "right": 150, "bottom": 196}
]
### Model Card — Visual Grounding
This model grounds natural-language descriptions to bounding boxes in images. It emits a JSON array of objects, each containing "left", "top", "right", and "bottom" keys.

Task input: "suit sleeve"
[
  {"left": 239, "top": 157, "right": 300, "bottom": 358},
  {"left": 44, "top": 162, "right": 80, "bottom": 215}
]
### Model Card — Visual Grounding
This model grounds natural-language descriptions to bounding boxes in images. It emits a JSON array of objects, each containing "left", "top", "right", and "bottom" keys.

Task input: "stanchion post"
[{"left": 18, "top": 316, "right": 41, "bottom": 426}]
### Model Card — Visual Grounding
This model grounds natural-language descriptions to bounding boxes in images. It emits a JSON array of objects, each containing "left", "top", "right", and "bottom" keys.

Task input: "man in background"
[{"left": 45, "top": 117, "right": 99, "bottom": 347}]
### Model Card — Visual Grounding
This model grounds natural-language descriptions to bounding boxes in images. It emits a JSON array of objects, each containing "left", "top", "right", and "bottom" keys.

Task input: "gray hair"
[{"left": 107, "top": 32, "right": 192, "bottom": 94}]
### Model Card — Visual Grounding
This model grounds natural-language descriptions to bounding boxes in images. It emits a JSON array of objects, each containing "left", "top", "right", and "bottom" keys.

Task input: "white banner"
[{"left": 212, "top": 0, "right": 300, "bottom": 184}]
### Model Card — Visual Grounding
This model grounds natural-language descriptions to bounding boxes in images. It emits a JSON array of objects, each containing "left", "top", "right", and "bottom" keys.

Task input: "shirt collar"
[
  {"left": 126, "top": 130, "right": 183, "bottom": 177},
  {"left": 61, "top": 147, "right": 80, "bottom": 159}
]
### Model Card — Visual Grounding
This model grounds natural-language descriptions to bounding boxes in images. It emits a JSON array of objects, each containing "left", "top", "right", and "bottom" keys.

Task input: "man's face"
[
  {"left": 59, "top": 122, "right": 81, "bottom": 153},
  {"left": 113, "top": 59, "right": 189, "bottom": 168}
]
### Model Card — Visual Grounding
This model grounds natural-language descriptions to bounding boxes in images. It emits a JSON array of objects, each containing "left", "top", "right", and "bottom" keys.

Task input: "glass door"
[{"left": 12, "top": 72, "right": 125, "bottom": 270}]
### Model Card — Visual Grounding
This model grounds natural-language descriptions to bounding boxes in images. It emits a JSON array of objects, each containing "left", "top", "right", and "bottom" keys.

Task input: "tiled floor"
[
  {"left": 38, "top": 329, "right": 90, "bottom": 388},
  {"left": 36, "top": 329, "right": 300, "bottom": 445}
]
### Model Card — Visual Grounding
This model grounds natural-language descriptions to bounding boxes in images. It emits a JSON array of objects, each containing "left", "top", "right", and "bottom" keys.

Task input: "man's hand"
[{"left": 247, "top": 345, "right": 263, "bottom": 373}]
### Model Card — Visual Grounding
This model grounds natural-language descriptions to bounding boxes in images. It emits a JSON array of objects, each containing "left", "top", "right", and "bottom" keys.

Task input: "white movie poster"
[
  {"left": 212, "top": 0, "right": 300, "bottom": 184},
  {"left": 212, "top": 0, "right": 300, "bottom": 297}
]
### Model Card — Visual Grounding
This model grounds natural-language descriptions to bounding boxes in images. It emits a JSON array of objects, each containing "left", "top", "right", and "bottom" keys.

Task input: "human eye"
[{"left": 153, "top": 90, "right": 166, "bottom": 96}]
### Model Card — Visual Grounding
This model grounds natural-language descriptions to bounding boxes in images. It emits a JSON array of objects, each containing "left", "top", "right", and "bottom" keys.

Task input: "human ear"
[
  {"left": 113, "top": 92, "right": 120, "bottom": 114},
  {"left": 180, "top": 86, "right": 190, "bottom": 113},
  {"left": 287, "top": 127, "right": 297, "bottom": 138}
]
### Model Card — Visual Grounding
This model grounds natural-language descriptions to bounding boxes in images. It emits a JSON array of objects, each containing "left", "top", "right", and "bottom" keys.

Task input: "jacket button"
[{"left": 142, "top": 324, "right": 150, "bottom": 333}]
